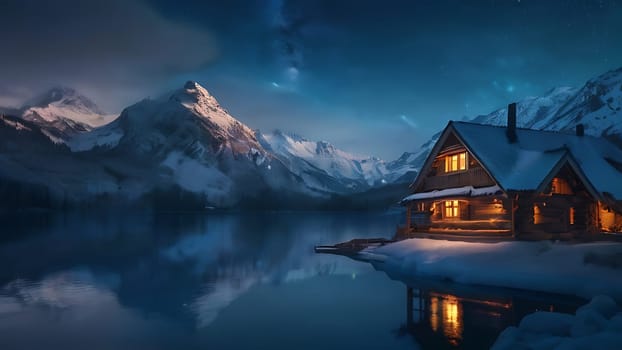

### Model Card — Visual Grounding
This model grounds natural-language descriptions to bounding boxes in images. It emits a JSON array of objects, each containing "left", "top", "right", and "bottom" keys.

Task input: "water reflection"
[
  {"left": 400, "top": 282, "right": 582, "bottom": 349},
  {"left": 0, "top": 211, "right": 408, "bottom": 350},
  {"left": 433, "top": 293, "right": 463, "bottom": 345},
  {"left": 0, "top": 211, "right": 586, "bottom": 350}
]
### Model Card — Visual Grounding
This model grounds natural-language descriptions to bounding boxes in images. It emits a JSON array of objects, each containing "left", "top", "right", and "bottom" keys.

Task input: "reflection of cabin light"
[
  {"left": 430, "top": 297, "right": 439, "bottom": 332},
  {"left": 442, "top": 296, "right": 463, "bottom": 346}
]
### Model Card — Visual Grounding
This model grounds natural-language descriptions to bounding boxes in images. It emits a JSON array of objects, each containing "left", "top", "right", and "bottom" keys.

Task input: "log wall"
[
  {"left": 514, "top": 193, "right": 594, "bottom": 234},
  {"left": 405, "top": 193, "right": 600, "bottom": 235},
  {"left": 407, "top": 196, "right": 512, "bottom": 232}
]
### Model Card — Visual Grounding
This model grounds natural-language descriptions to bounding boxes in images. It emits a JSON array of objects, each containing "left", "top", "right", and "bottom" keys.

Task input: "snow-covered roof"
[
  {"left": 450, "top": 122, "right": 622, "bottom": 199},
  {"left": 401, "top": 185, "right": 501, "bottom": 203}
]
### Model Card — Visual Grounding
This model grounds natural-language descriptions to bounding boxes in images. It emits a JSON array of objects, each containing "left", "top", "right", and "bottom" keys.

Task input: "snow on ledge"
[
  {"left": 358, "top": 238, "right": 622, "bottom": 301},
  {"left": 401, "top": 185, "right": 502, "bottom": 203},
  {"left": 493, "top": 295, "right": 622, "bottom": 349}
]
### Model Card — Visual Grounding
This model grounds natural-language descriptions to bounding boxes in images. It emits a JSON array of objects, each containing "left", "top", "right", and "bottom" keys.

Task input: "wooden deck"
[{"left": 314, "top": 238, "right": 395, "bottom": 256}]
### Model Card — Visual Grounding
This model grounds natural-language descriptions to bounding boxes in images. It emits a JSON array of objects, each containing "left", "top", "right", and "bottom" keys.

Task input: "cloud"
[{"left": 0, "top": 0, "right": 217, "bottom": 110}]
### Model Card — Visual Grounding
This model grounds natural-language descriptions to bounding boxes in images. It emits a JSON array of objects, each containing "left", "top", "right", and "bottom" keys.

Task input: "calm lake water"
[{"left": 0, "top": 211, "right": 583, "bottom": 350}]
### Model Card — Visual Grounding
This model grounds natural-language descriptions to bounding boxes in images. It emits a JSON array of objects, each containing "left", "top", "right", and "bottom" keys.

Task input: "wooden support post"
[
  {"left": 596, "top": 201, "right": 601, "bottom": 233},
  {"left": 406, "top": 287, "right": 414, "bottom": 327},
  {"left": 406, "top": 205, "right": 412, "bottom": 230},
  {"left": 511, "top": 196, "right": 517, "bottom": 238}
]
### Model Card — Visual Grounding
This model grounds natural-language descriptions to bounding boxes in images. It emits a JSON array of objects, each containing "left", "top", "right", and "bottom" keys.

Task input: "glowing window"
[
  {"left": 445, "top": 152, "right": 467, "bottom": 172},
  {"left": 445, "top": 200, "right": 460, "bottom": 218},
  {"left": 551, "top": 178, "right": 572, "bottom": 195},
  {"left": 417, "top": 202, "right": 425, "bottom": 211}
]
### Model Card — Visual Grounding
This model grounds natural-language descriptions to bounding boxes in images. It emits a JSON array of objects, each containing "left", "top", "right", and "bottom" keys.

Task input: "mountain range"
[
  {"left": 1, "top": 67, "right": 621, "bottom": 210},
  {"left": 388, "top": 67, "right": 622, "bottom": 177}
]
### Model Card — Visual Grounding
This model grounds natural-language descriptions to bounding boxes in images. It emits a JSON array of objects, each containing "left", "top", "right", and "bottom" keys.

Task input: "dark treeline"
[
  {"left": 0, "top": 176, "right": 408, "bottom": 212},
  {"left": 0, "top": 178, "right": 65, "bottom": 210}
]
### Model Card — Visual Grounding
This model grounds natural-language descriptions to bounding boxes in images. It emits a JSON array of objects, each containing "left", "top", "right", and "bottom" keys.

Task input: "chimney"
[
  {"left": 506, "top": 102, "right": 517, "bottom": 143},
  {"left": 576, "top": 124, "right": 584, "bottom": 137}
]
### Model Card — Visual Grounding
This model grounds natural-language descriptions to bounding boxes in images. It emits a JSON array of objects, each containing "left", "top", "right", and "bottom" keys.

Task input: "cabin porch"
[
  {"left": 399, "top": 194, "right": 621, "bottom": 240},
  {"left": 401, "top": 195, "right": 513, "bottom": 236}
]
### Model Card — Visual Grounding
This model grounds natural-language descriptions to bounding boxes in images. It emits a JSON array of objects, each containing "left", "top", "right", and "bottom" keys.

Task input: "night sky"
[{"left": 1, "top": 0, "right": 621, "bottom": 158}]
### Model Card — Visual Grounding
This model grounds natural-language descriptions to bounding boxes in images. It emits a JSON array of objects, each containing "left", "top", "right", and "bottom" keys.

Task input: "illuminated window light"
[
  {"left": 445, "top": 152, "right": 467, "bottom": 172},
  {"left": 444, "top": 200, "right": 459, "bottom": 218}
]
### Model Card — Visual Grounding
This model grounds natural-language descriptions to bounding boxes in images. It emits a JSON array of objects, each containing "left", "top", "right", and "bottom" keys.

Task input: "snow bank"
[
  {"left": 401, "top": 185, "right": 501, "bottom": 202},
  {"left": 360, "top": 238, "right": 622, "bottom": 300},
  {"left": 492, "top": 295, "right": 622, "bottom": 349}
]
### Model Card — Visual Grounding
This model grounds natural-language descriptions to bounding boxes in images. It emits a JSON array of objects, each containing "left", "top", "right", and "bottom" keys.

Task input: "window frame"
[
  {"left": 444, "top": 200, "right": 460, "bottom": 219},
  {"left": 444, "top": 152, "right": 468, "bottom": 173}
]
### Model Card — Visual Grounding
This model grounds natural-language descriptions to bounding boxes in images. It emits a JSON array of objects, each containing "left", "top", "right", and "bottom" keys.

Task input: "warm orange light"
[
  {"left": 442, "top": 295, "right": 463, "bottom": 346},
  {"left": 429, "top": 296, "right": 439, "bottom": 332},
  {"left": 444, "top": 200, "right": 459, "bottom": 218},
  {"left": 551, "top": 177, "right": 573, "bottom": 195},
  {"left": 598, "top": 201, "right": 616, "bottom": 231},
  {"left": 534, "top": 204, "right": 542, "bottom": 224},
  {"left": 445, "top": 152, "right": 467, "bottom": 172}
]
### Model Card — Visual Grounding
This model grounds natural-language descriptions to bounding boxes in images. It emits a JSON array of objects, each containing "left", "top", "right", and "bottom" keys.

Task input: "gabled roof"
[{"left": 411, "top": 121, "right": 622, "bottom": 200}]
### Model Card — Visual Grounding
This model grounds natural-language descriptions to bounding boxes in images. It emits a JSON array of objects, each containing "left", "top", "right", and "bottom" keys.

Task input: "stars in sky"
[{"left": 1, "top": 0, "right": 622, "bottom": 159}]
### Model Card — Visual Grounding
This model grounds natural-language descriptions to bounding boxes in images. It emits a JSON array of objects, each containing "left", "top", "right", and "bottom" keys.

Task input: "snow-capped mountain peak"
[
  {"left": 315, "top": 140, "right": 337, "bottom": 156},
  {"left": 21, "top": 86, "right": 113, "bottom": 128},
  {"left": 17, "top": 86, "right": 117, "bottom": 144},
  {"left": 162, "top": 81, "right": 250, "bottom": 135},
  {"left": 258, "top": 129, "right": 388, "bottom": 191},
  {"left": 387, "top": 66, "right": 622, "bottom": 185},
  {"left": 25, "top": 86, "right": 99, "bottom": 110},
  {"left": 542, "top": 67, "right": 622, "bottom": 136},
  {"left": 170, "top": 81, "right": 220, "bottom": 109}
]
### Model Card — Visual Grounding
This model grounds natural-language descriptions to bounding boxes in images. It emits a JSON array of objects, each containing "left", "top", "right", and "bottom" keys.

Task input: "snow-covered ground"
[
  {"left": 359, "top": 238, "right": 622, "bottom": 300},
  {"left": 493, "top": 295, "right": 622, "bottom": 349}
]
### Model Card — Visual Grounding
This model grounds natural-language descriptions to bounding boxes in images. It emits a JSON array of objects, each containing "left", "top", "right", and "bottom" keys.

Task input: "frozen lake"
[{"left": 0, "top": 211, "right": 583, "bottom": 349}]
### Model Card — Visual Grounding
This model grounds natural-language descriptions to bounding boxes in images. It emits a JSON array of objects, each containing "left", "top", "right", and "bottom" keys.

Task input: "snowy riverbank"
[{"left": 359, "top": 238, "right": 622, "bottom": 300}]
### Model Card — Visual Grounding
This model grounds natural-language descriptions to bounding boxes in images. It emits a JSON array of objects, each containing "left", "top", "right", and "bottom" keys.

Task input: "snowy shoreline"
[
  {"left": 492, "top": 295, "right": 622, "bottom": 349},
  {"left": 358, "top": 238, "right": 622, "bottom": 301}
]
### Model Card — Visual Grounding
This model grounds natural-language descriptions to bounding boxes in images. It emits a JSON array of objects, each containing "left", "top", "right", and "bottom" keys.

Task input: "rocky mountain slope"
[
  {"left": 0, "top": 66, "right": 621, "bottom": 209},
  {"left": 390, "top": 67, "right": 622, "bottom": 182},
  {"left": 257, "top": 130, "right": 388, "bottom": 192},
  {"left": 19, "top": 87, "right": 116, "bottom": 144},
  {"left": 0, "top": 82, "right": 393, "bottom": 208}
]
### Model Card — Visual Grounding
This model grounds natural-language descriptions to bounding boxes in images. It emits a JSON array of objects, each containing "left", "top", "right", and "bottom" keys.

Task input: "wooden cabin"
[{"left": 400, "top": 103, "right": 622, "bottom": 238}]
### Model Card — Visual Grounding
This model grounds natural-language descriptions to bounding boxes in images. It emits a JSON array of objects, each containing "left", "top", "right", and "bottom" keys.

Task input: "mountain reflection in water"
[{"left": 0, "top": 211, "right": 584, "bottom": 350}]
